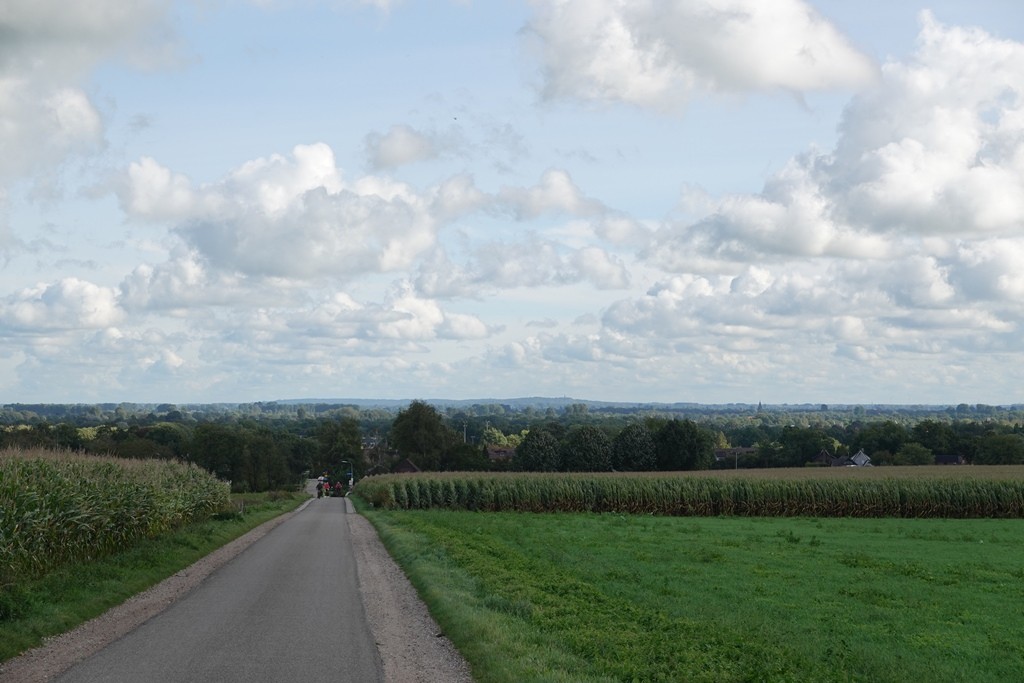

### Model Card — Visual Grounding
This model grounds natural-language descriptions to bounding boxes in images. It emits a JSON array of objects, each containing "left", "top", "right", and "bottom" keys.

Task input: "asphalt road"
[{"left": 55, "top": 495, "right": 383, "bottom": 683}]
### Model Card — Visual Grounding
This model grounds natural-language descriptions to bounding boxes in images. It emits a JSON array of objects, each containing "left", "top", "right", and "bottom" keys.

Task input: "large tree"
[
  {"left": 777, "top": 426, "right": 836, "bottom": 467},
  {"left": 911, "top": 420, "right": 956, "bottom": 454},
  {"left": 853, "top": 421, "right": 908, "bottom": 458},
  {"left": 314, "top": 416, "right": 363, "bottom": 477},
  {"left": 612, "top": 423, "right": 656, "bottom": 471},
  {"left": 655, "top": 419, "right": 714, "bottom": 471},
  {"left": 389, "top": 400, "right": 459, "bottom": 471},
  {"left": 514, "top": 428, "right": 562, "bottom": 472},
  {"left": 974, "top": 433, "right": 1024, "bottom": 465},
  {"left": 561, "top": 425, "right": 612, "bottom": 472}
]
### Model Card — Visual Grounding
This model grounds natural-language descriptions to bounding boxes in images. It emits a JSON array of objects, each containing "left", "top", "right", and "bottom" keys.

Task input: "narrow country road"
[{"left": 54, "top": 496, "right": 383, "bottom": 683}]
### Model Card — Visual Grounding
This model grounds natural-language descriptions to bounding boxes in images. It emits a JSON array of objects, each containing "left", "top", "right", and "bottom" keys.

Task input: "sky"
[{"left": 2, "top": 0, "right": 1024, "bottom": 406}]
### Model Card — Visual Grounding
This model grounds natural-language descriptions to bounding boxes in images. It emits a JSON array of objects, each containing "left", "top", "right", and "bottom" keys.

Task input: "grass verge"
[
  {"left": 357, "top": 504, "right": 1024, "bottom": 683},
  {"left": 0, "top": 490, "right": 308, "bottom": 663}
]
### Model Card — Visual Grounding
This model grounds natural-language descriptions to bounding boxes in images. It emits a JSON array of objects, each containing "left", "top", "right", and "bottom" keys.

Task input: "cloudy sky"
[{"left": 2, "top": 1, "right": 1023, "bottom": 405}]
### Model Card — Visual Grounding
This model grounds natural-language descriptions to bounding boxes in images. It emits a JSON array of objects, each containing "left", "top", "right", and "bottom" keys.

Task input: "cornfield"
[
  {"left": 0, "top": 448, "right": 230, "bottom": 588},
  {"left": 355, "top": 467, "right": 1024, "bottom": 518}
]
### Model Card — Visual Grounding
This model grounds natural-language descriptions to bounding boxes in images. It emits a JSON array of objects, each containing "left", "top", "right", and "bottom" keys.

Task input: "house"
[
  {"left": 831, "top": 448, "right": 873, "bottom": 467},
  {"left": 808, "top": 449, "right": 832, "bottom": 466},
  {"left": 934, "top": 454, "right": 966, "bottom": 465},
  {"left": 392, "top": 458, "right": 421, "bottom": 473},
  {"left": 714, "top": 447, "right": 757, "bottom": 464},
  {"left": 485, "top": 445, "right": 516, "bottom": 462}
]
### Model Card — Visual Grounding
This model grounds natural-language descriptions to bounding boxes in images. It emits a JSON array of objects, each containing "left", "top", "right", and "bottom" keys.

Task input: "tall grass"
[
  {"left": 356, "top": 467, "right": 1024, "bottom": 518},
  {"left": 0, "top": 448, "right": 230, "bottom": 590}
]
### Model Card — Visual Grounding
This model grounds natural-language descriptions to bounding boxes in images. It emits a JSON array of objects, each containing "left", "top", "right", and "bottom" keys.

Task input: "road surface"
[{"left": 55, "top": 495, "right": 383, "bottom": 683}]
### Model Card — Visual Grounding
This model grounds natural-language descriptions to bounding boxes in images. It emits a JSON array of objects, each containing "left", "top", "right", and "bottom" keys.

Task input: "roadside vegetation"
[
  {"left": 1, "top": 448, "right": 230, "bottom": 588},
  {"left": 359, "top": 506, "right": 1024, "bottom": 682},
  {"left": 0, "top": 448, "right": 307, "bottom": 663}
]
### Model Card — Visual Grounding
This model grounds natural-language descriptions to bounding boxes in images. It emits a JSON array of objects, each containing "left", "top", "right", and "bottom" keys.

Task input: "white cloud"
[
  {"left": 636, "top": 12, "right": 1024, "bottom": 355},
  {"left": 118, "top": 248, "right": 251, "bottom": 312},
  {"left": 430, "top": 174, "right": 488, "bottom": 223},
  {"left": 526, "top": 0, "right": 877, "bottom": 109},
  {"left": 498, "top": 169, "right": 604, "bottom": 219},
  {"left": 120, "top": 143, "right": 441, "bottom": 279},
  {"left": 439, "top": 311, "right": 489, "bottom": 340},
  {"left": 268, "top": 287, "right": 494, "bottom": 347},
  {"left": 875, "top": 255, "right": 954, "bottom": 308},
  {"left": 414, "top": 238, "right": 632, "bottom": 297},
  {"left": 830, "top": 12, "right": 1024, "bottom": 236},
  {"left": 124, "top": 157, "right": 196, "bottom": 219},
  {"left": 948, "top": 239, "right": 1024, "bottom": 302},
  {"left": 0, "top": 277, "right": 123, "bottom": 330},
  {"left": 572, "top": 246, "right": 630, "bottom": 289},
  {"left": 0, "top": 79, "right": 104, "bottom": 180},
  {"left": 120, "top": 141, "right": 635, "bottom": 302},
  {"left": 365, "top": 124, "right": 439, "bottom": 169},
  {"left": 0, "top": 0, "right": 177, "bottom": 181}
]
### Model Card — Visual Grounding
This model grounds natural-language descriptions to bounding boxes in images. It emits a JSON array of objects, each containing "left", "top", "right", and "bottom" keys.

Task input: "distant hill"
[
  {"left": 272, "top": 397, "right": 1024, "bottom": 414},
  {"left": 276, "top": 397, "right": 829, "bottom": 411},
  {"left": 274, "top": 396, "right": 602, "bottom": 409}
]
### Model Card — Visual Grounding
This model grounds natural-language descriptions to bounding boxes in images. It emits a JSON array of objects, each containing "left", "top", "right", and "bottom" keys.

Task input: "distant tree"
[
  {"left": 724, "top": 423, "right": 774, "bottom": 448},
  {"left": 481, "top": 425, "right": 509, "bottom": 446},
  {"left": 445, "top": 442, "right": 490, "bottom": 471},
  {"left": 142, "top": 422, "right": 191, "bottom": 458},
  {"left": 871, "top": 449, "right": 895, "bottom": 466},
  {"left": 190, "top": 423, "right": 245, "bottom": 483},
  {"left": 564, "top": 403, "right": 589, "bottom": 418},
  {"left": 538, "top": 420, "right": 568, "bottom": 443},
  {"left": 514, "top": 428, "right": 561, "bottom": 472},
  {"left": 389, "top": 401, "right": 460, "bottom": 471},
  {"left": 911, "top": 420, "right": 956, "bottom": 454},
  {"left": 892, "top": 442, "right": 934, "bottom": 466},
  {"left": 109, "top": 434, "right": 173, "bottom": 460},
  {"left": 237, "top": 427, "right": 292, "bottom": 491},
  {"left": 54, "top": 423, "right": 84, "bottom": 451},
  {"left": 974, "top": 433, "right": 1024, "bottom": 465},
  {"left": 314, "top": 416, "right": 363, "bottom": 476},
  {"left": 561, "top": 425, "right": 612, "bottom": 472},
  {"left": 777, "top": 426, "right": 835, "bottom": 467},
  {"left": 655, "top": 419, "right": 714, "bottom": 471},
  {"left": 853, "top": 421, "right": 908, "bottom": 458},
  {"left": 505, "top": 430, "right": 526, "bottom": 448},
  {"left": 612, "top": 423, "right": 656, "bottom": 471}
]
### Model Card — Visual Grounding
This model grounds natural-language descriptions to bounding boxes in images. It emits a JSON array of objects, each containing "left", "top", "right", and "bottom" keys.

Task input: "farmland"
[
  {"left": 354, "top": 467, "right": 1024, "bottom": 681},
  {"left": 0, "top": 447, "right": 230, "bottom": 590},
  {"left": 359, "top": 505, "right": 1024, "bottom": 682},
  {"left": 357, "top": 466, "right": 1024, "bottom": 517}
]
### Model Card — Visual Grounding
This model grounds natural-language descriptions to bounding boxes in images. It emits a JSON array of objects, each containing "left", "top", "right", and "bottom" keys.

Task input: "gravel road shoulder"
[{"left": 0, "top": 492, "right": 473, "bottom": 683}]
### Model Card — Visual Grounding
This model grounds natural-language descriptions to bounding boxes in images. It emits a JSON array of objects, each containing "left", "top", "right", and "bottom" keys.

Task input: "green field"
[{"left": 360, "top": 505, "right": 1024, "bottom": 682}]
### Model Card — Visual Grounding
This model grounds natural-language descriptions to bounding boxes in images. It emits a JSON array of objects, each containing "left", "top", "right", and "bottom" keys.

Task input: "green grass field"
[{"left": 360, "top": 506, "right": 1024, "bottom": 682}]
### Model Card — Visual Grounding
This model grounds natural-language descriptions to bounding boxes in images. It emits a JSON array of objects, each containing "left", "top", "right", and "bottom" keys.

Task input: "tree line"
[{"left": 3, "top": 400, "right": 1024, "bottom": 491}]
